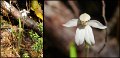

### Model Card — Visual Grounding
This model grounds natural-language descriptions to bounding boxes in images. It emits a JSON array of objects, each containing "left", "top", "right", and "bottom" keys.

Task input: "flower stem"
[
  {"left": 84, "top": 42, "right": 89, "bottom": 58},
  {"left": 18, "top": 18, "right": 22, "bottom": 50}
]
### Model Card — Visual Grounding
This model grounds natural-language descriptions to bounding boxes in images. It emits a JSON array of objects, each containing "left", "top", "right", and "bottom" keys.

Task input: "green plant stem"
[
  {"left": 70, "top": 42, "right": 77, "bottom": 58},
  {"left": 18, "top": 18, "right": 22, "bottom": 50},
  {"left": 84, "top": 42, "right": 89, "bottom": 58}
]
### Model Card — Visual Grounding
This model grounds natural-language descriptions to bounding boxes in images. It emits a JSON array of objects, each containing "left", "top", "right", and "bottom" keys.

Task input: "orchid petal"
[
  {"left": 87, "top": 25, "right": 95, "bottom": 45},
  {"left": 75, "top": 28, "right": 85, "bottom": 45},
  {"left": 63, "top": 19, "right": 78, "bottom": 27},
  {"left": 84, "top": 25, "right": 92, "bottom": 45},
  {"left": 88, "top": 20, "right": 107, "bottom": 29}
]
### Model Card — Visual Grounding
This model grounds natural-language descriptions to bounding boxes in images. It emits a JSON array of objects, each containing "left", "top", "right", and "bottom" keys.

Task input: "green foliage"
[
  {"left": 32, "top": 37, "right": 43, "bottom": 52},
  {"left": 38, "top": 22, "right": 43, "bottom": 34},
  {"left": 22, "top": 52, "right": 30, "bottom": 58},
  {"left": 29, "top": 31, "right": 40, "bottom": 42},
  {"left": 29, "top": 23, "right": 43, "bottom": 52}
]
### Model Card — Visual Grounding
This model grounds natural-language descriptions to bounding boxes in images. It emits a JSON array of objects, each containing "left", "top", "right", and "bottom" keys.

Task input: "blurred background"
[{"left": 44, "top": 0, "right": 119, "bottom": 57}]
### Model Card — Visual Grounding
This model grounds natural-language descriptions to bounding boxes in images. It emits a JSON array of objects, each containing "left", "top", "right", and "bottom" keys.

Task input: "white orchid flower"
[
  {"left": 63, "top": 13, "right": 107, "bottom": 46},
  {"left": 20, "top": 9, "right": 29, "bottom": 18}
]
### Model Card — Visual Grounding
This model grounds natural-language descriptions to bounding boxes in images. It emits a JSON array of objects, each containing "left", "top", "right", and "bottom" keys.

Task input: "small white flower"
[
  {"left": 20, "top": 9, "right": 29, "bottom": 17},
  {"left": 63, "top": 13, "right": 107, "bottom": 45}
]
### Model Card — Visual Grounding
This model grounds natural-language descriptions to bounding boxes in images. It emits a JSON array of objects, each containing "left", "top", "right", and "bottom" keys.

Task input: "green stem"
[
  {"left": 70, "top": 42, "right": 77, "bottom": 58},
  {"left": 84, "top": 42, "right": 89, "bottom": 58},
  {"left": 18, "top": 18, "right": 22, "bottom": 50}
]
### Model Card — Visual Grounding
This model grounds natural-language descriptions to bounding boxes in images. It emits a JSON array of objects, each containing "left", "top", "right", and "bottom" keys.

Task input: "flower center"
[{"left": 80, "top": 20, "right": 88, "bottom": 26}]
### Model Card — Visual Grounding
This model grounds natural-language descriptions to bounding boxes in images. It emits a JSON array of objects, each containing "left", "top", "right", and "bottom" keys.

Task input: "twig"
[{"left": 98, "top": 0, "right": 108, "bottom": 54}]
